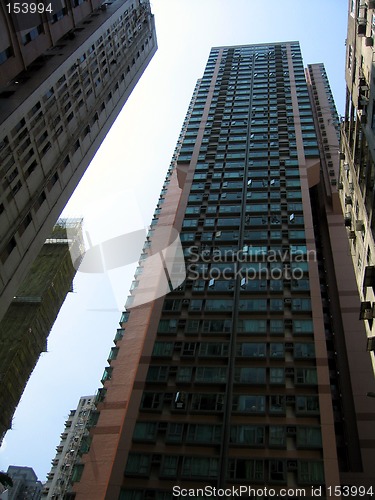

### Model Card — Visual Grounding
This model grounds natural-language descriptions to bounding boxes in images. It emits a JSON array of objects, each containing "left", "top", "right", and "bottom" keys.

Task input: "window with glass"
[
  {"left": 230, "top": 425, "right": 265, "bottom": 445},
  {"left": 298, "top": 461, "right": 324, "bottom": 484},
  {"left": 125, "top": 454, "right": 151, "bottom": 476},
  {"left": 191, "top": 393, "right": 224, "bottom": 412},
  {"left": 269, "top": 426, "right": 286, "bottom": 447},
  {"left": 186, "top": 424, "right": 221, "bottom": 444},
  {"left": 157, "top": 319, "right": 178, "bottom": 333},
  {"left": 296, "top": 396, "right": 320, "bottom": 415},
  {"left": 294, "top": 343, "right": 315, "bottom": 358},
  {"left": 160, "top": 455, "right": 179, "bottom": 478},
  {"left": 270, "top": 368, "right": 285, "bottom": 385},
  {"left": 295, "top": 368, "right": 317, "bottom": 385},
  {"left": 228, "top": 459, "right": 264, "bottom": 481},
  {"left": 297, "top": 427, "right": 322, "bottom": 449},
  {"left": 176, "top": 367, "right": 193, "bottom": 383},
  {"left": 132, "top": 422, "right": 157, "bottom": 442},
  {"left": 146, "top": 366, "right": 169, "bottom": 382},
  {"left": 165, "top": 423, "right": 184, "bottom": 443},
  {"left": 237, "top": 343, "right": 266, "bottom": 357}
]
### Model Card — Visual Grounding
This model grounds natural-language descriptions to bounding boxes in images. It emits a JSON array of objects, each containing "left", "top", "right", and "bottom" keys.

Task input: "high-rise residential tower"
[
  {"left": 0, "top": 219, "right": 82, "bottom": 443},
  {"left": 0, "top": 0, "right": 157, "bottom": 323},
  {"left": 43, "top": 395, "right": 97, "bottom": 499},
  {"left": 74, "top": 42, "right": 375, "bottom": 499},
  {"left": 340, "top": 0, "right": 375, "bottom": 358}
]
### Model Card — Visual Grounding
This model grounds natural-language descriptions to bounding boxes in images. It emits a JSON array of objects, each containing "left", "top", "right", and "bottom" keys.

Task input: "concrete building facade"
[
  {"left": 42, "top": 396, "right": 97, "bottom": 499},
  {"left": 1, "top": 466, "right": 42, "bottom": 500},
  {"left": 0, "top": 0, "right": 157, "bottom": 323},
  {"left": 340, "top": 0, "right": 375, "bottom": 365},
  {"left": 70, "top": 42, "right": 375, "bottom": 499}
]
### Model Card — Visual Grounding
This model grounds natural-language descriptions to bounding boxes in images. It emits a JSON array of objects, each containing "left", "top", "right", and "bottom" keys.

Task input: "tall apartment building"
[
  {"left": 43, "top": 395, "right": 97, "bottom": 499},
  {"left": 0, "top": 0, "right": 157, "bottom": 323},
  {"left": 340, "top": 0, "right": 375, "bottom": 356},
  {"left": 0, "top": 219, "right": 82, "bottom": 443},
  {"left": 1, "top": 466, "right": 42, "bottom": 500},
  {"left": 73, "top": 42, "right": 375, "bottom": 499}
]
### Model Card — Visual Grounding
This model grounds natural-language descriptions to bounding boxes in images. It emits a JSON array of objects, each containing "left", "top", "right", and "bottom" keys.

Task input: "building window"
[
  {"left": 152, "top": 342, "right": 173, "bottom": 357},
  {"left": 165, "top": 423, "right": 184, "bottom": 443},
  {"left": 269, "top": 426, "right": 286, "bottom": 447},
  {"left": 186, "top": 424, "right": 221, "bottom": 444},
  {"left": 125, "top": 454, "right": 151, "bottom": 476},
  {"left": 230, "top": 425, "right": 264, "bottom": 445},
  {"left": 21, "top": 24, "right": 44, "bottom": 45},
  {"left": 140, "top": 392, "right": 163, "bottom": 411},
  {"left": 0, "top": 46, "right": 13, "bottom": 65},
  {"left": 295, "top": 368, "right": 317, "bottom": 385},
  {"left": 297, "top": 427, "right": 322, "bottom": 449},
  {"left": 132, "top": 422, "right": 157, "bottom": 442},
  {"left": 228, "top": 459, "right": 264, "bottom": 481},
  {"left": 295, "top": 396, "right": 319, "bottom": 415},
  {"left": 195, "top": 367, "right": 226, "bottom": 383},
  {"left": 232, "top": 395, "right": 265, "bottom": 413},
  {"left": 160, "top": 455, "right": 179, "bottom": 478},
  {"left": 157, "top": 319, "right": 178, "bottom": 333},
  {"left": 146, "top": 366, "right": 169, "bottom": 383},
  {"left": 181, "top": 457, "right": 218, "bottom": 478},
  {"left": 269, "top": 460, "right": 286, "bottom": 483},
  {"left": 191, "top": 393, "right": 224, "bottom": 412},
  {"left": 298, "top": 461, "right": 324, "bottom": 484},
  {"left": 1, "top": 236, "right": 16, "bottom": 263}
]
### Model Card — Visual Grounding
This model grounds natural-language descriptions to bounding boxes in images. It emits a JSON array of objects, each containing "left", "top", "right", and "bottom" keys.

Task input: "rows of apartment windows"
[
  {"left": 155, "top": 317, "right": 313, "bottom": 336},
  {"left": 124, "top": 455, "right": 323, "bottom": 483},
  {"left": 159, "top": 298, "right": 311, "bottom": 313},
  {"left": 5, "top": 1, "right": 138, "bottom": 48},
  {"left": 0, "top": 21, "right": 153, "bottom": 264},
  {"left": 160, "top": 277, "right": 309, "bottom": 292},
  {"left": 179, "top": 48, "right": 318, "bottom": 160},
  {"left": 138, "top": 392, "right": 320, "bottom": 418},
  {"left": 152, "top": 338, "right": 314, "bottom": 357},
  {"left": 145, "top": 365, "right": 317, "bottom": 386},
  {"left": 132, "top": 421, "right": 321, "bottom": 448}
]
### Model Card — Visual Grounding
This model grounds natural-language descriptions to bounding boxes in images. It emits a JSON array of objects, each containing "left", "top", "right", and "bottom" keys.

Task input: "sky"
[{"left": 0, "top": 0, "right": 348, "bottom": 482}]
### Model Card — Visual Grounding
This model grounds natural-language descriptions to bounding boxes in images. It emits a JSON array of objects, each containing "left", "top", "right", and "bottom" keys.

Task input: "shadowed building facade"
[{"left": 0, "top": 0, "right": 157, "bottom": 324}]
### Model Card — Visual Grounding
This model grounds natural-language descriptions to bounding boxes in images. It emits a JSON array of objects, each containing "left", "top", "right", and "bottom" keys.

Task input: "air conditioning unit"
[
  {"left": 355, "top": 220, "right": 364, "bottom": 231},
  {"left": 365, "top": 36, "right": 374, "bottom": 46},
  {"left": 363, "top": 309, "right": 373, "bottom": 320}
]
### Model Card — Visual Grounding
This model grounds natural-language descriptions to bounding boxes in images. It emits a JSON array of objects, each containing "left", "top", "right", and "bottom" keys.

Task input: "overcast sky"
[{"left": 0, "top": 0, "right": 348, "bottom": 481}]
